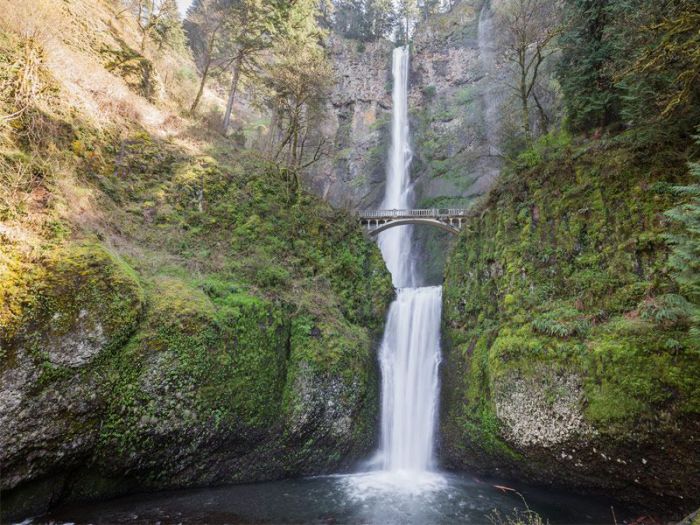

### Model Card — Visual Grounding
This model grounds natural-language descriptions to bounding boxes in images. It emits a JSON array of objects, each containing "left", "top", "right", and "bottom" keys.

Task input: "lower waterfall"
[{"left": 379, "top": 286, "right": 442, "bottom": 472}]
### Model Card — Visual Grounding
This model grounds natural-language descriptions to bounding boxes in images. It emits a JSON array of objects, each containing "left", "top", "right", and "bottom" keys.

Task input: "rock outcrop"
[
  {"left": 1, "top": 235, "right": 392, "bottom": 521},
  {"left": 440, "top": 139, "right": 700, "bottom": 517},
  {"left": 305, "top": 36, "right": 394, "bottom": 210}
]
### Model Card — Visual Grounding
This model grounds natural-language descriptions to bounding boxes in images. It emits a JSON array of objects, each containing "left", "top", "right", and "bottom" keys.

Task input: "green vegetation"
[
  {"left": 441, "top": 130, "right": 700, "bottom": 508},
  {"left": 559, "top": 0, "right": 700, "bottom": 136},
  {"left": 0, "top": 0, "right": 393, "bottom": 516}
]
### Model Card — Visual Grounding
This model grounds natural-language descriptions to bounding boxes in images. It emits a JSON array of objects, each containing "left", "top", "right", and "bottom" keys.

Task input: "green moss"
[
  {"left": 442, "top": 131, "right": 700, "bottom": 465},
  {"left": 98, "top": 275, "right": 290, "bottom": 458},
  {"left": 3, "top": 242, "right": 144, "bottom": 377},
  {"left": 584, "top": 320, "right": 700, "bottom": 426}
]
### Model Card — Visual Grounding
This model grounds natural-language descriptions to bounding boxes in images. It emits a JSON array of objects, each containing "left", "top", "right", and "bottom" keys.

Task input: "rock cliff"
[
  {"left": 305, "top": 36, "right": 393, "bottom": 210},
  {"left": 440, "top": 136, "right": 700, "bottom": 516}
]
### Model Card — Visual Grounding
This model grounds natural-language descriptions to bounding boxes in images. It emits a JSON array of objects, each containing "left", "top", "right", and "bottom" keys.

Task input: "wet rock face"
[{"left": 305, "top": 36, "right": 393, "bottom": 209}]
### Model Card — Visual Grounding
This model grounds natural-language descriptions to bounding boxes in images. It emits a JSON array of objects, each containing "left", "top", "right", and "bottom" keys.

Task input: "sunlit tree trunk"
[{"left": 222, "top": 53, "right": 243, "bottom": 133}]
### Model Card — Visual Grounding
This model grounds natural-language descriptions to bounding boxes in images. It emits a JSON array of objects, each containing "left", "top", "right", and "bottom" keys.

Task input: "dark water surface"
[{"left": 38, "top": 470, "right": 631, "bottom": 525}]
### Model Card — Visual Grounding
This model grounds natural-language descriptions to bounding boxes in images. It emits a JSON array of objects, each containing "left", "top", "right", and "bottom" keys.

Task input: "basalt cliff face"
[
  {"left": 308, "top": 2, "right": 506, "bottom": 217},
  {"left": 304, "top": 36, "right": 393, "bottom": 210},
  {"left": 308, "top": 2, "right": 508, "bottom": 283}
]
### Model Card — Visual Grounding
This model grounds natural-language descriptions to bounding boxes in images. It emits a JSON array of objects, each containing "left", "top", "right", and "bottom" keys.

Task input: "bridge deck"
[
  {"left": 359, "top": 209, "right": 469, "bottom": 236},
  {"left": 359, "top": 208, "right": 469, "bottom": 220}
]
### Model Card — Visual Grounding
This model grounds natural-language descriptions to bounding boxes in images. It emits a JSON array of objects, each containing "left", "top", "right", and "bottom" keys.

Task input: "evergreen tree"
[
  {"left": 666, "top": 143, "right": 700, "bottom": 333},
  {"left": 333, "top": 0, "right": 395, "bottom": 41},
  {"left": 558, "top": 0, "right": 619, "bottom": 132}
]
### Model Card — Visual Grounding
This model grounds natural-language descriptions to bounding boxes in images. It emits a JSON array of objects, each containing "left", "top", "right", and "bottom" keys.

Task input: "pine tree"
[
  {"left": 558, "top": 0, "right": 619, "bottom": 132},
  {"left": 333, "top": 0, "right": 395, "bottom": 41},
  {"left": 220, "top": 0, "right": 287, "bottom": 133}
]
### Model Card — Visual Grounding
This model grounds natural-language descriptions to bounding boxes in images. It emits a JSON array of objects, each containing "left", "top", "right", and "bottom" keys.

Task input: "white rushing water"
[
  {"left": 375, "top": 46, "right": 443, "bottom": 477},
  {"left": 378, "top": 46, "right": 416, "bottom": 289}
]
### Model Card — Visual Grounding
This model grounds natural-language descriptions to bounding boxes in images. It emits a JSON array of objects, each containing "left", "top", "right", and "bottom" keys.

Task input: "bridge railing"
[{"left": 359, "top": 208, "right": 468, "bottom": 219}]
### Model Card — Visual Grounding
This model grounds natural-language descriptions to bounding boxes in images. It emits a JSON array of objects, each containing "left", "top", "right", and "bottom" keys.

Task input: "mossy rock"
[
  {"left": 2, "top": 242, "right": 144, "bottom": 375},
  {"left": 0, "top": 242, "right": 145, "bottom": 520},
  {"left": 440, "top": 136, "right": 700, "bottom": 516}
]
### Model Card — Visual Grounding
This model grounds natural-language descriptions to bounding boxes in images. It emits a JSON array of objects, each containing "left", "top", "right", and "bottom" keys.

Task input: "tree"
[
  {"left": 495, "top": 0, "right": 563, "bottom": 142},
  {"left": 126, "top": 0, "right": 184, "bottom": 53},
  {"left": 365, "top": 0, "right": 396, "bottom": 39},
  {"left": 333, "top": 0, "right": 395, "bottom": 41},
  {"left": 220, "top": 0, "right": 287, "bottom": 133},
  {"left": 185, "top": 0, "right": 229, "bottom": 114},
  {"left": 186, "top": 0, "right": 287, "bottom": 131},
  {"left": 265, "top": 0, "right": 333, "bottom": 173},
  {"left": 417, "top": 0, "right": 442, "bottom": 20},
  {"left": 396, "top": 0, "right": 418, "bottom": 44},
  {"left": 665, "top": 139, "right": 700, "bottom": 335},
  {"left": 557, "top": 0, "right": 619, "bottom": 132}
]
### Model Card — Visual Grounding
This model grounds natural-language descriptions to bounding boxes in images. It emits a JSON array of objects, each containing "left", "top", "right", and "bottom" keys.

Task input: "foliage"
[
  {"left": 615, "top": 0, "right": 700, "bottom": 126},
  {"left": 558, "top": 0, "right": 619, "bottom": 132},
  {"left": 265, "top": 45, "right": 333, "bottom": 170},
  {"left": 186, "top": 0, "right": 288, "bottom": 127},
  {"left": 122, "top": 0, "right": 186, "bottom": 52},
  {"left": 332, "top": 0, "right": 396, "bottom": 41},
  {"left": 665, "top": 145, "right": 700, "bottom": 333},
  {"left": 441, "top": 134, "right": 700, "bottom": 479},
  {"left": 558, "top": 0, "right": 700, "bottom": 137},
  {"left": 494, "top": 0, "right": 563, "bottom": 142}
]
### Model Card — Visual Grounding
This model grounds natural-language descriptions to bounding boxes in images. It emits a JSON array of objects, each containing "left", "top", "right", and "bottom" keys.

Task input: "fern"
[{"left": 665, "top": 137, "right": 700, "bottom": 334}]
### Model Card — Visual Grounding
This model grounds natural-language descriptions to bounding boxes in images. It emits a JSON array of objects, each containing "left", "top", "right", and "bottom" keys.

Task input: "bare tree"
[
  {"left": 186, "top": 0, "right": 227, "bottom": 114},
  {"left": 124, "top": 0, "right": 182, "bottom": 53},
  {"left": 495, "top": 0, "right": 562, "bottom": 142}
]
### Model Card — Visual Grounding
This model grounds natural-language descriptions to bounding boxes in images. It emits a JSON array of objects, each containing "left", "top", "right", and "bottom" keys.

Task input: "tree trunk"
[
  {"left": 190, "top": 57, "right": 211, "bottom": 115},
  {"left": 533, "top": 90, "right": 549, "bottom": 135},
  {"left": 520, "top": 73, "right": 531, "bottom": 143},
  {"left": 222, "top": 54, "right": 244, "bottom": 133}
]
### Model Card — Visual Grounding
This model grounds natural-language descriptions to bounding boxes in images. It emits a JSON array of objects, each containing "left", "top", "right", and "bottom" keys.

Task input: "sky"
[{"left": 176, "top": 0, "right": 193, "bottom": 18}]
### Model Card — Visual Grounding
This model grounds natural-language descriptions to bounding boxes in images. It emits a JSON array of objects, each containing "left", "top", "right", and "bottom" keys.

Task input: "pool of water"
[{"left": 39, "top": 470, "right": 631, "bottom": 524}]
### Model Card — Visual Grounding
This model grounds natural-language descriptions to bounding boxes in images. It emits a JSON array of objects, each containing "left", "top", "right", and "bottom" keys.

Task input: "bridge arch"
[{"left": 367, "top": 218, "right": 461, "bottom": 236}]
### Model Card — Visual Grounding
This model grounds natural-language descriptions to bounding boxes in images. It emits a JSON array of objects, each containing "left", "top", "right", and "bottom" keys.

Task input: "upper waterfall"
[{"left": 378, "top": 46, "right": 416, "bottom": 289}]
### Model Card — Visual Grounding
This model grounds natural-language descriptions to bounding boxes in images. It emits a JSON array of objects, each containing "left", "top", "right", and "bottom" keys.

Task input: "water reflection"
[{"left": 42, "top": 471, "right": 628, "bottom": 525}]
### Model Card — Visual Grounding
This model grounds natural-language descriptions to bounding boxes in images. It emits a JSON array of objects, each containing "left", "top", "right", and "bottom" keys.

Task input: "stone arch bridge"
[{"left": 359, "top": 209, "right": 469, "bottom": 236}]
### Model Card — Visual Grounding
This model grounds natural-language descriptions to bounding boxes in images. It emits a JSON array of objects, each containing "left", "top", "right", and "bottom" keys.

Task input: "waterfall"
[
  {"left": 478, "top": 2, "right": 504, "bottom": 161},
  {"left": 376, "top": 46, "right": 442, "bottom": 474},
  {"left": 378, "top": 46, "right": 416, "bottom": 289}
]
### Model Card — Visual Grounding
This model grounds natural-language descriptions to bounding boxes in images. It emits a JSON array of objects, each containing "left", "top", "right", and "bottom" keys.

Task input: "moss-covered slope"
[
  {"left": 440, "top": 133, "right": 700, "bottom": 515},
  {"left": 0, "top": 9, "right": 393, "bottom": 520}
]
